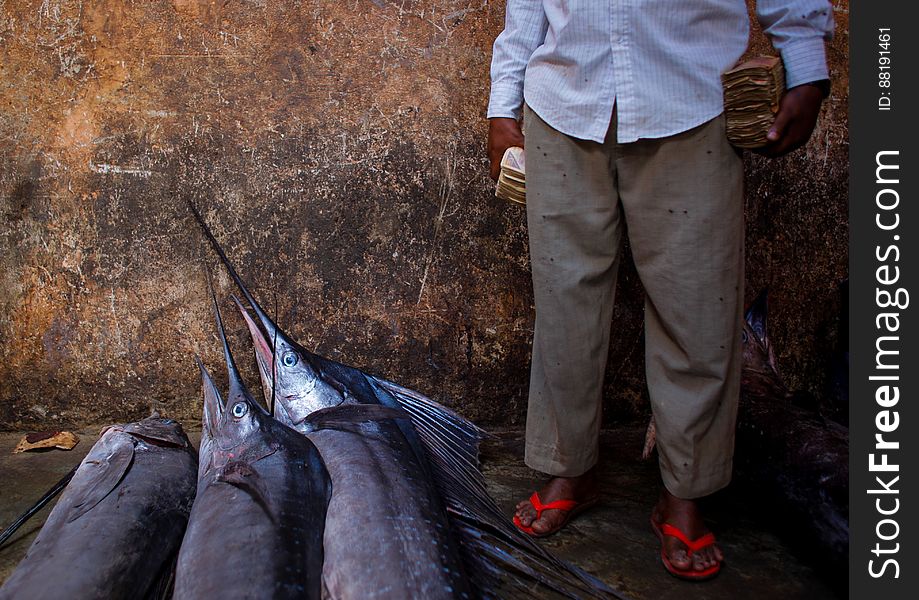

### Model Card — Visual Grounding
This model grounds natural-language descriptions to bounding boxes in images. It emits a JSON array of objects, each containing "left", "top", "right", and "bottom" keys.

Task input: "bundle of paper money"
[
  {"left": 722, "top": 56, "right": 785, "bottom": 148},
  {"left": 495, "top": 146, "right": 526, "bottom": 205}
]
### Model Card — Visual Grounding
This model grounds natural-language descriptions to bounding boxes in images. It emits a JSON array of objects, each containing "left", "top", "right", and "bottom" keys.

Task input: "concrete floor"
[{"left": 0, "top": 426, "right": 842, "bottom": 599}]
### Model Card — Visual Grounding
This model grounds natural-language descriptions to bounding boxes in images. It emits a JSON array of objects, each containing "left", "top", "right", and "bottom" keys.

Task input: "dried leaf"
[{"left": 13, "top": 431, "right": 80, "bottom": 454}]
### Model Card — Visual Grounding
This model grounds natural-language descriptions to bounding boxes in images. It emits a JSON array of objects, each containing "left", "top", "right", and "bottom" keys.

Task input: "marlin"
[
  {"left": 173, "top": 284, "right": 403, "bottom": 599},
  {"left": 189, "top": 202, "right": 623, "bottom": 599},
  {"left": 0, "top": 415, "right": 197, "bottom": 600}
]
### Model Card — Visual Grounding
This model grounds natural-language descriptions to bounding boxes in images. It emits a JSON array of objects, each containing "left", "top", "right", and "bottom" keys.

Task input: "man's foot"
[
  {"left": 651, "top": 488, "right": 723, "bottom": 577},
  {"left": 513, "top": 468, "right": 599, "bottom": 536}
]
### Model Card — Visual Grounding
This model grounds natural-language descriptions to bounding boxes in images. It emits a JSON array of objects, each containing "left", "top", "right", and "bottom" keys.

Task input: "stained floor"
[{"left": 0, "top": 426, "right": 842, "bottom": 599}]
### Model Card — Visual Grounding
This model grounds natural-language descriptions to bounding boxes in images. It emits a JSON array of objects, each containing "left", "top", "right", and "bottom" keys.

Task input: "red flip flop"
[
  {"left": 513, "top": 492, "right": 598, "bottom": 538},
  {"left": 651, "top": 518, "right": 722, "bottom": 580}
]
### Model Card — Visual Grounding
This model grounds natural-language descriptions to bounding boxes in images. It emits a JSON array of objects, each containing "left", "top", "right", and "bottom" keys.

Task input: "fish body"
[
  {"left": 312, "top": 428, "right": 467, "bottom": 599},
  {"left": 0, "top": 416, "right": 197, "bottom": 600},
  {"left": 173, "top": 294, "right": 331, "bottom": 600},
  {"left": 174, "top": 409, "right": 330, "bottom": 600}
]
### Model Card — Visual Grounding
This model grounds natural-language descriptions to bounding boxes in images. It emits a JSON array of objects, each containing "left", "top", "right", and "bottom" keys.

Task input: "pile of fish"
[
  {"left": 0, "top": 205, "right": 624, "bottom": 600},
  {"left": 175, "top": 287, "right": 405, "bottom": 599}
]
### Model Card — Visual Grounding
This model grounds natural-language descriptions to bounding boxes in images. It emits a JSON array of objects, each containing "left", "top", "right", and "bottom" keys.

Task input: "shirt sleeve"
[
  {"left": 756, "top": 0, "right": 835, "bottom": 89},
  {"left": 487, "top": 0, "right": 549, "bottom": 120}
]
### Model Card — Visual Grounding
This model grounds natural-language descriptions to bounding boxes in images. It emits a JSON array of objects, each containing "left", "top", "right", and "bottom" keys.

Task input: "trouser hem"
[
  {"left": 660, "top": 458, "right": 733, "bottom": 499},
  {"left": 524, "top": 441, "right": 598, "bottom": 478}
]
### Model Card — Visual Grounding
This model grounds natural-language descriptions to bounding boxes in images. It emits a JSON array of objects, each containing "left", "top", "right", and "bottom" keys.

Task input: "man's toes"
[
  {"left": 692, "top": 552, "right": 709, "bottom": 571},
  {"left": 691, "top": 546, "right": 721, "bottom": 571},
  {"left": 516, "top": 505, "right": 536, "bottom": 526},
  {"left": 530, "top": 517, "right": 552, "bottom": 535},
  {"left": 701, "top": 545, "right": 720, "bottom": 567},
  {"left": 666, "top": 545, "right": 691, "bottom": 570}
]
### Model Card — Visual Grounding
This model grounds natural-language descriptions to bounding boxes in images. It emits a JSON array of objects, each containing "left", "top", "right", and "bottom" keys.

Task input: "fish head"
[
  {"left": 201, "top": 284, "right": 273, "bottom": 454},
  {"left": 233, "top": 296, "right": 346, "bottom": 429},
  {"left": 217, "top": 382, "right": 268, "bottom": 451},
  {"left": 218, "top": 337, "right": 272, "bottom": 451},
  {"left": 196, "top": 354, "right": 272, "bottom": 475}
]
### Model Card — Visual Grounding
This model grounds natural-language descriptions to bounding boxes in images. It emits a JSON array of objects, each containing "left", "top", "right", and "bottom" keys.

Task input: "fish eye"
[
  {"left": 282, "top": 351, "right": 299, "bottom": 367},
  {"left": 232, "top": 402, "right": 248, "bottom": 418}
]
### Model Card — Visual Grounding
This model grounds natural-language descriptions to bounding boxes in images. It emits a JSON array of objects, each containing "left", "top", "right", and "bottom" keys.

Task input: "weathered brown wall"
[
  {"left": 743, "top": 0, "right": 849, "bottom": 412},
  {"left": 0, "top": 0, "right": 848, "bottom": 430}
]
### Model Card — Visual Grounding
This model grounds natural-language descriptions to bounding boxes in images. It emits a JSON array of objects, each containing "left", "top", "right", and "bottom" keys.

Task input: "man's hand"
[
  {"left": 756, "top": 84, "right": 826, "bottom": 158},
  {"left": 488, "top": 118, "right": 525, "bottom": 181}
]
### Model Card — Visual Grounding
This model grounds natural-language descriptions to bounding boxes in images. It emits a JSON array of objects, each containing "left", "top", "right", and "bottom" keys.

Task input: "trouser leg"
[
  {"left": 617, "top": 116, "right": 744, "bottom": 498},
  {"left": 523, "top": 105, "right": 623, "bottom": 477}
]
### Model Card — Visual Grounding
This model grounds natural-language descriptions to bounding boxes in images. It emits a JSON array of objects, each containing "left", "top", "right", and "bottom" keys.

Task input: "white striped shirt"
[{"left": 487, "top": 0, "right": 834, "bottom": 143}]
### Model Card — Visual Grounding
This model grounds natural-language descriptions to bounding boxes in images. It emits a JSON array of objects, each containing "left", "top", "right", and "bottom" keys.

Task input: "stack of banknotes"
[
  {"left": 495, "top": 146, "right": 526, "bottom": 205},
  {"left": 722, "top": 56, "right": 785, "bottom": 148}
]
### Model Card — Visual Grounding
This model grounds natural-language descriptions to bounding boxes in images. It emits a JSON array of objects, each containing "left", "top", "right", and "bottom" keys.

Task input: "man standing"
[{"left": 486, "top": 0, "right": 833, "bottom": 579}]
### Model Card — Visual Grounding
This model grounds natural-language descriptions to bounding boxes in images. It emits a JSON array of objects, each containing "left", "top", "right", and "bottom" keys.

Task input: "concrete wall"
[{"left": 0, "top": 0, "right": 848, "bottom": 429}]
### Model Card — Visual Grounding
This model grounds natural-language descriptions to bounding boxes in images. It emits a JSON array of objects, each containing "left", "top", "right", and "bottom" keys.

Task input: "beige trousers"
[{"left": 523, "top": 105, "right": 744, "bottom": 499}]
